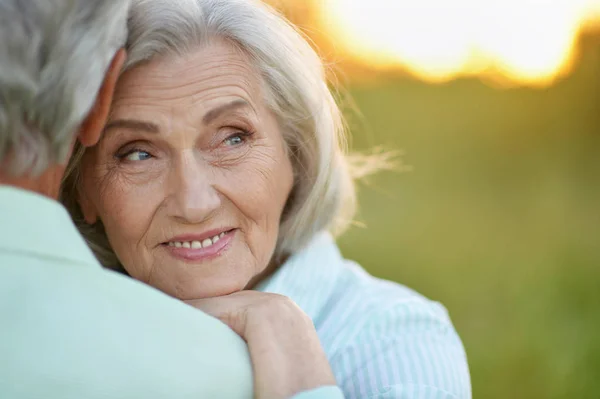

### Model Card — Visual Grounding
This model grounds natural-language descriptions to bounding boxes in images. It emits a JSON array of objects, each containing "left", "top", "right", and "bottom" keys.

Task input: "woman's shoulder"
[
  {"left": 262, "top": 234, "right": 471, "bottom": 398},
  {"left": 325, "top": 260, "right": 472, "bottom": 398},
  {"left": 325, "top": 259, "right": 457, "bottom": 345},
  {"left": 279, "top": 232, "right": 458, "bottom": 341}
]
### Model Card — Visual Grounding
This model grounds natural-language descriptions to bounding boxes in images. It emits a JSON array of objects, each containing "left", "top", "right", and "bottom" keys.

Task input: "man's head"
[{"left": 0, "top": 0, "right": 129, "bottom": 190}]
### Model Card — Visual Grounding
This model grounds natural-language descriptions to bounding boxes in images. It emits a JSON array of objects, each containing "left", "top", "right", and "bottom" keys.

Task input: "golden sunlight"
[{"left": 319, "top": 0, "right": 600, "bottom": 86}]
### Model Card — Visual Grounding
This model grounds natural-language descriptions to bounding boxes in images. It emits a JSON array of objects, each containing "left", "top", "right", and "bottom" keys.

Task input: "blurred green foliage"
[{"left": 337, "top": 32, "right": 600, "bottom": 399}]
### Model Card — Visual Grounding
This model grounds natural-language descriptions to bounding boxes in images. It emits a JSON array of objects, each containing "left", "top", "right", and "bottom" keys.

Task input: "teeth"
[{"left": 168, "top": 232, "right": 229, "bottom": 249}]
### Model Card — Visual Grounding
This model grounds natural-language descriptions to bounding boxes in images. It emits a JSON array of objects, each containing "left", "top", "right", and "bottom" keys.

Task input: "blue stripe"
[{"left": 258, "top": 233, "right": 471, "bottom": 399}]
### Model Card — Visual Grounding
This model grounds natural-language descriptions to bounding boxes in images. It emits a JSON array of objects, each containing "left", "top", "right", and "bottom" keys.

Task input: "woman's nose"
[{"left": 167, "top": 151, "right": 221, "bottom": 224}]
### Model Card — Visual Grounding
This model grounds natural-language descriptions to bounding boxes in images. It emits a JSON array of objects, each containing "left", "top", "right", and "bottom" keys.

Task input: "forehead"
[{"left": 112, "top": 40, "right": 263, "bottom": 111}]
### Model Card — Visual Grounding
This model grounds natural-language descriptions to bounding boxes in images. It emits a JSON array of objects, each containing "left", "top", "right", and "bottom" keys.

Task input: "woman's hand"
[{"left": 185, "top": 291, "right": 336, "bottom": 399}]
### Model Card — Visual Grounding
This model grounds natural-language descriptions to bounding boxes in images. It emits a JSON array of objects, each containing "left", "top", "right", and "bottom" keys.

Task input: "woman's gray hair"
[
  {"left": 62, "top": 0, "right": 385, "bottom": 269},
  {"left": 0, "top": 0, "right": 129, "bottom": 177}
]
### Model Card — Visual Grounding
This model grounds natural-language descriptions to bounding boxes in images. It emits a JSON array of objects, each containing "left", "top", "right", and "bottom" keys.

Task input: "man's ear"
[{"left": 78, "top": 48, "right": 126, "bottom": 148}]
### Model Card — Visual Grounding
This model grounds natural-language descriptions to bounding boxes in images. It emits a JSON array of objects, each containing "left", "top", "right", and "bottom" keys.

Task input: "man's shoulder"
[
  {"left": 1, "top": 252, "right": 185, "bottom": 322},
  {"left": 0, "top": 254, "right": 253, "bottom": 398}
]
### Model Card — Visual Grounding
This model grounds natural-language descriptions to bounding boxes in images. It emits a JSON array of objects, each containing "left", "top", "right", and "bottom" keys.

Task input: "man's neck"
[{"left": 0, "top": 164, "right": 67, "bottom": 200}]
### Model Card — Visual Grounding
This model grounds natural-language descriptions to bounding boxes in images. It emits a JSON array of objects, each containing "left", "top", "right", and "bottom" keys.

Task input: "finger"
[
  {"left": 184, "top": 297, "right": 248, "bottom": 337},
  {"left": 184, "top": 290, "right": 264, "bottom": 313},
  {"left": 184, "top": 297, "right": 228, "bottom": 316}
]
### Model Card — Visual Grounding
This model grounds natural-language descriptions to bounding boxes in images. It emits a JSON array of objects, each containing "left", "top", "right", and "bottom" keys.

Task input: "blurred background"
[{"left": 266, "top": 1, "right": 600, "bottom": 398}]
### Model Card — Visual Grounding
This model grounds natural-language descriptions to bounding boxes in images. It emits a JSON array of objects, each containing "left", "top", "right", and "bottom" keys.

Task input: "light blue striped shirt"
[{"left": 258, "top": 233, "right": 472, "bottom": 399}]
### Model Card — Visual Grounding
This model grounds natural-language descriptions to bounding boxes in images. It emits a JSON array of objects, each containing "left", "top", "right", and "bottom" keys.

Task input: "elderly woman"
[{"left": 61, "top": 0, "right": 471, "bottom": 397}]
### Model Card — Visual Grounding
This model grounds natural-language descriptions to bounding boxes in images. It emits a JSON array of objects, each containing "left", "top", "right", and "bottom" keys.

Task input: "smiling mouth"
[{"left": 161, "top": 229, "right": 235, "bottom": 250}]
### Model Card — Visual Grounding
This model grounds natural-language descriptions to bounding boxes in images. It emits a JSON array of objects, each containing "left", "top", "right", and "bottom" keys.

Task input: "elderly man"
[{"left": 0, "top": 1, "right": 341, "bottom": 398}]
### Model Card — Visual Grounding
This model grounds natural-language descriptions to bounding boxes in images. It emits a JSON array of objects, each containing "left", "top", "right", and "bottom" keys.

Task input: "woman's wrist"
[{"left": 244, "top": 297, "right": 336, "bottom": 398}]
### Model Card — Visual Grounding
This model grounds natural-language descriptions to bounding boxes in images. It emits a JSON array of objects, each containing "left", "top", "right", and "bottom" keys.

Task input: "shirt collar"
[
  {"left": 0, "top": 185, "right": 99, "bottom": 268},
  {"left": 256, "top": 232, "right": 345, "bottom": 322}
]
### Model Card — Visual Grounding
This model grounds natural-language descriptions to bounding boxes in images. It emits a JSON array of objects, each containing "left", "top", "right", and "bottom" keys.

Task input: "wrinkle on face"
[{"left": 79, "top": 40, "right": 294, "bottom": 300}]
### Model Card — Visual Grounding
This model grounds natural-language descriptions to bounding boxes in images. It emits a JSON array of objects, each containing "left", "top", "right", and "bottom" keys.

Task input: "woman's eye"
[
  {"left": 123, "top": 150, "right": 152, "bottom": 162},
  {"left": 223, "top": 134, "right": 245, "bottom": 146}
]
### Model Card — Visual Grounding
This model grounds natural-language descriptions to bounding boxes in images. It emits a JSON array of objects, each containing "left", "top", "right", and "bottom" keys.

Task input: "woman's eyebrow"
[
  {"left": 103, "top": 100, "right": 251, "bottom": 133},
  {"left": 202, "top": 99, "right": 251, "bottom": 124},
  {"left": 104, "top": 119, "right": 160, "bottom": 134}
]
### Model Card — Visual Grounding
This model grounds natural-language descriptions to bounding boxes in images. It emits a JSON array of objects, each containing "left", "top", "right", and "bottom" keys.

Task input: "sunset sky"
[{"left": 311, "top": 0, "right": 600, "bottom": 86}]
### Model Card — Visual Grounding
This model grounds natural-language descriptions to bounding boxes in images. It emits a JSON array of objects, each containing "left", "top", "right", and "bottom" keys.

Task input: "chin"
[{"left": 157, "top": 270, "right": 252, "bottom": 300}]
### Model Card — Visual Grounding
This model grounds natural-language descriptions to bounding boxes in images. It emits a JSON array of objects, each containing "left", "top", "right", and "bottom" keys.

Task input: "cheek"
[
  {"left": 90, "top": 167, "right": 165, "bottom": 266},
  {"left": 222, "top": 143, "right": 293, "bottom": 239}
]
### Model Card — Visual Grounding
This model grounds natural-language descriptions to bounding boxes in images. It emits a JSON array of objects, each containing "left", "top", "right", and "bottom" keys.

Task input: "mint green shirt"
[
  {"left": 0, "top": 186, "right": 253, "bottom": 398},
  {"left": 0, "top": 186, "right": 343, "bottom": 399}
]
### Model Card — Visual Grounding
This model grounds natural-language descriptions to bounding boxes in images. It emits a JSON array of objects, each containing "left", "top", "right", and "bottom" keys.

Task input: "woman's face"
[{"left": 79, "top": 40, "right": 294, "bottom": 300}]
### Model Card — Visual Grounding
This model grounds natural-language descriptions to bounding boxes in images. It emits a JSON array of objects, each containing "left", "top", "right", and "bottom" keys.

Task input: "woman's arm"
[{"left": 186, "top": 291, "right": 341, "bottom": 399}]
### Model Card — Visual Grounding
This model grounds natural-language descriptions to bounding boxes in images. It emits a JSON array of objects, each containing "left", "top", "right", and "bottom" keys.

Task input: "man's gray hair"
[{"left": 0, "top": 0, "right": 129, "bottom": 176}]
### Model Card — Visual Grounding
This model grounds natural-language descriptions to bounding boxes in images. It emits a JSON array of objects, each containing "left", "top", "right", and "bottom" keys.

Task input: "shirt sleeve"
[
  {"left": 329, "top": 301, "right": 472, "bottom": 399},
  {"left": 290, "top": 386, "right": 345, "bottom": 399}
]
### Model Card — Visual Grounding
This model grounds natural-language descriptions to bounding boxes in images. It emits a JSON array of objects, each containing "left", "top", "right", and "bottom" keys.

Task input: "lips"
[{"left": 161, "top": 228, "right": 236, "bottom": 262}]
